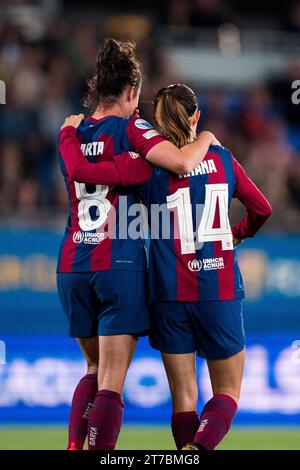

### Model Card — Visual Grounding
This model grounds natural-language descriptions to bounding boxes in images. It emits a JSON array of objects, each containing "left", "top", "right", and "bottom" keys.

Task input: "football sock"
[
  {"left": 88, "top": 389, "right": 124, "bottom": 450},
  {"left": 193, "top": 394, "right": 238, "bottom": 450},
  {"left": 171, "top": 411, "right": 200, "bottom": 450},
  {"left": 67, "top": 372, "right": 98, "bottom": 450}
]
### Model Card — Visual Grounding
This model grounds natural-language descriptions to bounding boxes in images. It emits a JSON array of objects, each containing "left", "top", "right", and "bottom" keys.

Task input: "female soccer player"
[
  {"left": 57, "top": 40, "right": 217, "bottom": 451},
  {"left": 60, "top": 83, "right": 272, "bottom": 451}
]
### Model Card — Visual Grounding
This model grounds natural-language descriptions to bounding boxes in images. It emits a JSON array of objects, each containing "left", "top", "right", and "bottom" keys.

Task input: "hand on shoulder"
[{"left": 61, "top": 114, "right": 84, "bottom": 130}]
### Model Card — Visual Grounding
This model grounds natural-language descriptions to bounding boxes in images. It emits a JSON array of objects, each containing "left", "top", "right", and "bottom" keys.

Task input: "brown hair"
[
  {"left": 154, "top": 84, "right": 198, "bottom": 148},
  {"left": 84, "top": 38, "right": 142, "bottom": 111}
]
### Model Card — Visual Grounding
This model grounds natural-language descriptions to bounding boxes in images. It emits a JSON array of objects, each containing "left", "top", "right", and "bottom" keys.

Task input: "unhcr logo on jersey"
[
  {"left": 72, "top": 230, "right": 105, "bottom": 245},
  {"left": 0, "top": 340, "right": 6, "bottom": 364},
  {"left": 0, "top": 80, "right": 6, "bottom": 104},
  {"left": 188, "top": 257, "right": 225, "bottom": 272},
  {"left": 73, "top": 231, "right": 85, "bottom": 244},
  {"left": 188, "top": 259, "right": 202, "bottom": 272}
]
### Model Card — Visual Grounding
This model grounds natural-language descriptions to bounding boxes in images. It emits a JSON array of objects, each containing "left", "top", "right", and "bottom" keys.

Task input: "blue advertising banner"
[
  {"left": 0, "top": 333, "right": 300, "bottom": 425},
  {"left": 237, "top": 236, "right": 300, "bottom": 330},
  {"left": 0, "top": 231, "right": 299, "bottom": 332},
  {"left": 0, "top": 230, "right": 66, "bottom": 334}
]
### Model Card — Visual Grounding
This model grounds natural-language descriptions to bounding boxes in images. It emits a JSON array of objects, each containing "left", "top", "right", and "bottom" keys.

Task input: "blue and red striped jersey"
[
  {"left": 139, "top": 146, "right": 248, "bottom": 302},
  {"left": 59, "top": 129, "right": 272, "bottom": 301},
  {"left": 137, "top": 145, "right": 272, "bottom": 301},
  {"left": 57, "top": 116, "right": 165, "bottom": 273}
]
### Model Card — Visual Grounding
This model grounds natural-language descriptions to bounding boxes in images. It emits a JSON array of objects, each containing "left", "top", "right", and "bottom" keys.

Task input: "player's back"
[
  {"left": 138, "top": 144, "right": 245, "bottom": 302},
  {"left": 57, "top": 116, "right": 147, "bottom": 273}
]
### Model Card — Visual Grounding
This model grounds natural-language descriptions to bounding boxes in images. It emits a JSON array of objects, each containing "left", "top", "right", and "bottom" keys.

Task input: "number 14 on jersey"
[{"left": 167, "top": 183, "right": 234, "bottom": 255}]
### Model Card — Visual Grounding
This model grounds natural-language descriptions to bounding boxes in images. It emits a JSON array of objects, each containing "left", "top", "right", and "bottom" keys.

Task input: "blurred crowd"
[
  {"left": 167, "top": 0, "right": 300, "bottom": 31},
  {"left": 0, "top": 1, "right": 300, "bottom": 232}
]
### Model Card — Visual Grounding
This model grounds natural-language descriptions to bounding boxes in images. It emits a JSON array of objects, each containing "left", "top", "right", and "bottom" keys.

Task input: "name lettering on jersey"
[
  {"left": 80, "top": 141, "right": 104, "bottom": 157},
  {"left": 188, "top": 257, "right": 224, "bottom": 272},
  {"left": 179, "top": 159, "right": 217, "bottom": 178}
]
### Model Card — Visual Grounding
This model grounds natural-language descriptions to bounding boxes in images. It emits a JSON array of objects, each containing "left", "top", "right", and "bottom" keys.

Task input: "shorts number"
[
  {"left": 74, "top": 182, "right": 111, "bottom": 231},
  {"left": 167, "top": 184, "right": 233, "bottom": 254}
]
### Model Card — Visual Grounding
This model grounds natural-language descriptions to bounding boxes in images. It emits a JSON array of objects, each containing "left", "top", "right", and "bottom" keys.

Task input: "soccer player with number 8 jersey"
[
  {"left": 60, "top": 83, "right": 272, "bottom": 451},
  {"left": 57, "top": 40, "right": 217, "bottom": 451}
]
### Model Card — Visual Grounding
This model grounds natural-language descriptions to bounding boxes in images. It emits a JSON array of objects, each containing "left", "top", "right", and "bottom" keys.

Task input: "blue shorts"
[
  {"left": 150, "top": 300, "right": 245, "bottom": 359},
  {"left": 57, "top": 270, "right": 149, "bottom": 338}
]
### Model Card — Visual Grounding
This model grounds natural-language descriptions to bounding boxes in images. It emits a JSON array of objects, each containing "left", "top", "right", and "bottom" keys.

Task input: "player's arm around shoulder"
[
  {"left": 113, "top": 151, "right": 153, "bottom": 187},
  {"left": 59, "top": 114, "right": 152, "bottom": 187},
  {"left": 126, "top": 116, "right": 221, "bottom": 175},
  {"left": 146, "top": 131, "right": 221, "bottom": 175}
]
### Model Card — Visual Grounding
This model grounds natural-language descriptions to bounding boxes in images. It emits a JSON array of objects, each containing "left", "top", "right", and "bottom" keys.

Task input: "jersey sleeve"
[
  {"left": 59, "top": 126, "right": 152, "bottom": 186},
  {"left": 113, "top": 151, "right": 153, "bottom": 186},
  {"left": 126, "top": 117, "right": 166, "bottom": 158},
  {"left": 231, "top": 156, "right": 272, "bottom": 239}
]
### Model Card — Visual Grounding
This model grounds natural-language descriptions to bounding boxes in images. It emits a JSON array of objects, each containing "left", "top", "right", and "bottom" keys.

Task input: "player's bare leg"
[
  {"left": 184, "top": 348, "right": 245, "bottom": 451},
  {"left": 87, "top": 334, "right": 138, "bottom": 450},
  {"left": 77, "top": 336, "right": 99, "bottom": 375},
  {"left": 97, "top": 334, "right": 138, "bottom": 393},
  {"left": 67, "top": 336, "right": 99, "bottom": 450},
  {"left": 162, "top": 352, "right": 200, "bottom": 449},
  {"left": 162, "top": 352, "right": 198, "bottom": 413},
  {"left": 207, "top": 347, "right": 245, "bottom": 402}
]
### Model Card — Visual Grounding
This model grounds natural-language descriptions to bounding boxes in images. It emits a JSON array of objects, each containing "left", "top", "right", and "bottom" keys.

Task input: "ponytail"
[{"left": 154, "top": 84, "right": 198, "bottom": 148}]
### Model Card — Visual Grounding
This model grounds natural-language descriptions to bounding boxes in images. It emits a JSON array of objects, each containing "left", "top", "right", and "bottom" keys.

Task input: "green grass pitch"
[{"left": 0, "top": 426, "right": 299, "bottom": 450}]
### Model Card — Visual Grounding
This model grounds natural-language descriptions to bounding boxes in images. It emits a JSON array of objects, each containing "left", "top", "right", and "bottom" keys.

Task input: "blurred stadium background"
[{"left": 0, "top": 0, "right": 300, "bottom": 450}]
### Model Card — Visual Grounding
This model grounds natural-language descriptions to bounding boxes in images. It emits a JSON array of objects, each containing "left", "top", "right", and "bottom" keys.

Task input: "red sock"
[
  {"left": 87, "top": 389, "right": 124, "bottom": 450},
  {"left": 171, "top": 411, "right": 200, "bottom": 450},
  {"left": 67, "top": 372, "right": 98, "bottom": 450},
  {"left": 193, "top": 394, "right": 238, "bottom": 450}
]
